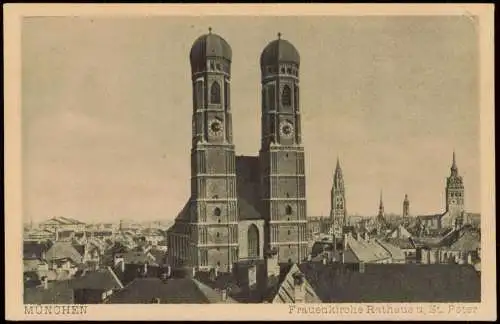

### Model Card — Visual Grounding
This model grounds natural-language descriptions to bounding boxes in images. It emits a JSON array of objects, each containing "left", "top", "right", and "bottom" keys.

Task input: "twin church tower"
[{"left": 167, "top": 29, "right": 308, "bottom": 272}]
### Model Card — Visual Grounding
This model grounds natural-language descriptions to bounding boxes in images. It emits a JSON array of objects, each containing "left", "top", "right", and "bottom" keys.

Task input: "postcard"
[{"left": 4, "top": 3, "right": 495, "bottom": 321}]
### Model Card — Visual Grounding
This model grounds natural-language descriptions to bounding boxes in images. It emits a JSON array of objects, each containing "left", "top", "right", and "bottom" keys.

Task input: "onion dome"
[
  {"left": 190, "top": 27, "right": 232, "bottom": 71},
  {"left": 260, "top": 33, "right": 300, "bottom": 67}
]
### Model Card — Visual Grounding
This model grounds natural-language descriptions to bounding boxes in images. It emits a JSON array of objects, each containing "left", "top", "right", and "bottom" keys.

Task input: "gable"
[{"left": 271, "top": 264, "right": 320, "bottom": 303}]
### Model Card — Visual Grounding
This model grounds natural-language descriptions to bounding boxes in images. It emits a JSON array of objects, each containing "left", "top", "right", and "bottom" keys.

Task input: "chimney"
[
  {"left": 266, "top": 248, "right": 280, "bottom": 277},
  {"left": 192, "top": 267, "right": 197, "bottom": 278},
  {"left": 221, "top": 289, "right": 227, "bottom": 301},
  {"left": 292, "top": 272, "right": 305, "bottom": 303},
  {"left": 340, "top": 251, "right": 345, "bottom": 264},
  {"left": 307, "top": 254, "right": 312, "bottom": 262},
  {"left": 121, "top": 260, "right": 125, "bottom": 273},
  {"left": 248, "top": 263, "right": 257, "bottom": 289},
  {"left": 166, "top": 265, "right": 172, "bottom": 278},
  {"left": 41, "top": 276, "right": 49, "bottom": 290},
  {"left": 214, "top": 265, "right": 220, "bottom": 278},
  {"left": 144, "top": 263, "right": 148, "bottom": 275},
  {"left": 467, "top": 253, "right": 473, "bottom": 265},
  {"left": 322, "top": 253, "right": 328, "bottom": 265}
]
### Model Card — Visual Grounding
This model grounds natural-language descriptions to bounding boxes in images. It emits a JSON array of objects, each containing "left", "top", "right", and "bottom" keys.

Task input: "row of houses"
[{"left": 25, "top": 246, "right": 481, "bottom": 304}]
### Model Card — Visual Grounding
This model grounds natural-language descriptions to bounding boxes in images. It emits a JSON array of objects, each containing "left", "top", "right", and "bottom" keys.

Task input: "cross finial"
[
  {"left": 208, "top": 27, "right": 212, "bottom": 34},
  {"left": 277, "top": 32, "right": 282, "bottom": 39}
]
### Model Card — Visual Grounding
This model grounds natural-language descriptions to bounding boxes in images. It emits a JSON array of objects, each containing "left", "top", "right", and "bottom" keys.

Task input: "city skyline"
[{"left": 22, "top": 16, "right": 479, "bottom": 223}]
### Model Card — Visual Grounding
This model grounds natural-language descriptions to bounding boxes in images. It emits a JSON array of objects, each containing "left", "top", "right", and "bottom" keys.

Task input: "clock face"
[
  {"left": 279, "top": 121, "right": 294, "bottom": 138},
  {"left": 208, "top": 119, "right": 223, "bottom": 136}
]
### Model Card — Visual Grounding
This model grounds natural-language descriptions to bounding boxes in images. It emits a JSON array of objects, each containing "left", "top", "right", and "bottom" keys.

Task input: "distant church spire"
[
  {"left": 451, "top": 150, "right": 458, "bottom": 175},
  {"left": 330, "top": 157, "right": 346, "bottom": 240},
  {"left": 379, "top": 190, "right": 384, "bottom": 212},
  {"left": 403, "top": 194, "right": 410, "bottom": 218}
]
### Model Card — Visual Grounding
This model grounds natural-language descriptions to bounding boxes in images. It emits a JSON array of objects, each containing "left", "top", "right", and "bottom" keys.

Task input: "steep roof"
[
  {"left": 107, "top": 278, "right": 213, "bottom": 304},
  {"left": 376, "top": 240, "right": 406, "bottom": 261},
  {"left": 383, "top": 237, "right": 416, "bottom": 250},
  {"left": 345, "top": 236, "right": 391, "bottom": 263},
  {"left": 70, "top": 267, "right": 124, "bottom": 290},
  {"left": 299, "top": 262, "right": 480, "bottom": 302},
  {"left": 45, "top": 242, "right": 83, "bottom": 264},
  {"left": 450, "top": 230, "right": 480, "bottom": 252},
  {"left": 24, "top": 281, "right": 74, "bottom": 304},
  {"left": 23, "top": 241, "right": 51, "bottom": 260}
]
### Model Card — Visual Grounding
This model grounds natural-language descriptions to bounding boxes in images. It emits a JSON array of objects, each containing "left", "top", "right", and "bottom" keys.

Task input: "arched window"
[
  {"left": 248, "top": 224, "right": 259, "bottom": 258},
  {"left": 285, "top": 205, "right": 293, "bottom": 215},
  {"left": 210, "top": 81, "right": 221, "bottom": 104},
  {"left": 213, "top": 207, "right": 221, "bottom": 217},
  {"left": 282, "top": 85, "right": 291, "bottom": 106}
]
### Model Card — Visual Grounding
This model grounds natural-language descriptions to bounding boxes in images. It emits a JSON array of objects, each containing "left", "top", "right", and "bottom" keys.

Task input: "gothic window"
[
  {"left": 294, "top": 85, "right": 299, "bottom": 110},
  {"left": 213, "top": 207, "right": 221, "bottom": 217},
  {"left": 281, "top": 67, "right": 285, "bottom": 73},
  {"left": 224, "top": 81, "right": 230, "bottom": 110},
  {"left": 287, "top": 230, "right": 291, "bottom": 235},
  {"left": 216, "top": 232, "right": 220, "bottom": 238},
  {"left": 282, "top": 85, "right": 291, "bottom": 106},
  {"left": 287, "top": 67, "right": 292, "bottom": 74},
  {"left": 285, "top": 205, "right": 293, "bottom": 215},
  {"left": 248, "top": 224, "right": 259, "bottom": 258},
  {"left": 210, "top": 81, "right": 221, "bottom": 104}
]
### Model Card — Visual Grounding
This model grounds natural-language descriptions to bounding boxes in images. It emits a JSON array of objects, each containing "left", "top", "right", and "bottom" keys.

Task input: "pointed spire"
[
  {"left": 277, "top": 32, "right": 282, "bottom": 40},
  {"left": 208, "top": 27, "right": 212, "bottom": 34},
  {"left": 451, "top": 150, "right": 458, "bottom": 175},
  {"left": 336, "top": 156, "right": 340, "bottom": 170},
  {"left": 404, "top": 194, "right": 409, "bottom": 201}
]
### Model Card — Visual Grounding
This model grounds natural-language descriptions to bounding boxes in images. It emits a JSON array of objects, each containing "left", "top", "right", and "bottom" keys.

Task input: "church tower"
[
  {"left": 188, "top": 28, "right": 238, "bottom": 271},
  {"left": 445, "top": 151, "right": 465, "bottom": 227},
  {"left": 376, "top": 191, "right": 386, "bottom": 234},
  {"left": 402, "top": 194, "right": 410, "bottom": 218},
  {"left": 259, "top": 33, "right": 308, "bottom": 263},
  {"left": 330, "top": 158, "right": 347, "bottom": 239}
]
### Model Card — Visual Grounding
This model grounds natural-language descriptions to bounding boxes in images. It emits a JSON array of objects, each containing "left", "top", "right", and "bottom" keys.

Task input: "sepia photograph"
[{"left": 4, "top": 3, "right": 495, "bottom": 321}]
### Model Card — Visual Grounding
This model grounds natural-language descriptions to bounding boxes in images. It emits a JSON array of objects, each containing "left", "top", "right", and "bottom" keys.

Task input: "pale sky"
[{"left": 22, "top": 16, "right": 480, "bottom": 223}]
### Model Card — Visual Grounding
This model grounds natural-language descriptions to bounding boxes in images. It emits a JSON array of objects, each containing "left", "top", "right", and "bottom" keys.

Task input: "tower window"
[
  {"left": 216, "top": 63, "right": 221, "bottom": 70},
  {"left": 281, "top": 67, "right": 285, "bottom": 73},
  {"left": 216, "top": 232, "right": 220, "bottom": 238},
  {"left": 287, "top": 230, "right": 291, "bottom": 235},
  {"left": 285, "top": 205, "right": 293, "bottom": 215},
  {"left": 213, "top": 207, "right": 221, "bottom": 217},
  {"left": 282, "top": 85, "right": 291, "bottom": 106},
  {"left": 287, "top": 67, "right": 292, "bottom": 74},
  {"left": 210, "top": 81, "right": 221, "bottom": 104},
  {"left": 286, "top": 193, "right": 290, "bottom": 198}
]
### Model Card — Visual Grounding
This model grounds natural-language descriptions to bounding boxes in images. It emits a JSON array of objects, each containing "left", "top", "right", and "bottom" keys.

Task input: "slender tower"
[
  {"left": 188, "top": 28, "right": 238, "bottom": 271},
  {"left": 402, "top": 194, "right": 410, "bottom": 219},
  {"left": 376, "top": 191, "right": 386, "bottom": 234},
  {"left": 445, "top": 151, "right": 465, "bottom": 228},
  {"left": 330, "top": 158, "right": 347, "bottom": 240},
  {"left": 259, "top": 33, "right": 308, "bottom": 263}
]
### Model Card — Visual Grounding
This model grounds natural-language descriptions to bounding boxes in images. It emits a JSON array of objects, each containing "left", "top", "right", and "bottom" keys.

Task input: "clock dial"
[
  {"left": 208, "top": 119, "right": 223, "bottom": 136},
  {"left": 279, "top": 121, "right": 294, "bottom": 138}
]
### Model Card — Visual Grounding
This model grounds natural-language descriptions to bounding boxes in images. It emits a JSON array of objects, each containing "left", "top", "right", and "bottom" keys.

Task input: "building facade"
[{"left": 167, "top": 30, "right": 308, "bottom": 272}]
